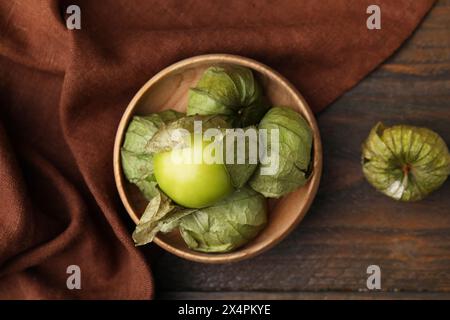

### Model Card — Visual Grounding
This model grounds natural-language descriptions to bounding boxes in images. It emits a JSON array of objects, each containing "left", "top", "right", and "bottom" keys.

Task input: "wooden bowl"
[{"left": 113, "top": 54, "right": 322, "bottom": 263}]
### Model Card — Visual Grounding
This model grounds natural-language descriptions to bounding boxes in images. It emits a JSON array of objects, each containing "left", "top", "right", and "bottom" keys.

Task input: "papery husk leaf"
[
  {"left": 221, "top": 126, "right": 259, "bottom": 188},
  {"left": 179, "top": 188, "right": 267, "bottom": 253},
  {"left": 146, "top": 115, "right": 231, "bottom": 154},
  {"left": 249, "top": 107, "right": 313, "bottom": 198},
  {"left": 362, "top": 122, "right": 450, "bottom": 201},
  {"left": 187, "top": 66, "right": 269, "bottom": 127},
  {"left": 132, "top": 190, "right": 195, "bottom": 246},
  {"left": 121, "top": 110, "right": 183, "bottom": 200}
]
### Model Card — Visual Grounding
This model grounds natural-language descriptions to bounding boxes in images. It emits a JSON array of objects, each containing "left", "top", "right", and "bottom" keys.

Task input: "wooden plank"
[
  {"left": 155, "top": 0, "right": 450, "bottom": 296},
  {"left": 159, "top": 291, "right": 450, "bottom": 300}
]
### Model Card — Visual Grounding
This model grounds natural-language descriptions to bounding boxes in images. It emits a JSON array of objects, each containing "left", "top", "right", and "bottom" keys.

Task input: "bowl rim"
[{"left": 113, "top": 53, "right": 323, "bottom": 264}]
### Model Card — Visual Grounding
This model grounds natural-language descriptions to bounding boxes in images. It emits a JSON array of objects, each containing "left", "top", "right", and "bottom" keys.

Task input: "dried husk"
[{"left": 362, "top": 122, "right": 450, "bottom": 201}]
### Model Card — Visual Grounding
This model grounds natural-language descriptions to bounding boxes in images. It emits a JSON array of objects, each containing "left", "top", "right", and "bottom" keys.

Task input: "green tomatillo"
[
  {"left": 362, "top": 122, "right": 450, "bottom": 201},
  {"left": 153, "top": 134, "right": 234, "bottom": 208}
]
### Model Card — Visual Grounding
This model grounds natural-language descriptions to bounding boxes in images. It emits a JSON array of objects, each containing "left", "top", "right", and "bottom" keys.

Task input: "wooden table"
[{"left": 155, "top": 0, "right": 450, "bottom": 299}]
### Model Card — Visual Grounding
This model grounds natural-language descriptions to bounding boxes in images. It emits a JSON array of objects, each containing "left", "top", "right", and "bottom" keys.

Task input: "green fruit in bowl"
[{"left": 153, "top": 136, "right": 234, "bottom": 208}]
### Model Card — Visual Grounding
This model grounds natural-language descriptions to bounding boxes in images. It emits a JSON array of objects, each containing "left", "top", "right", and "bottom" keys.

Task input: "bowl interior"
[{"left": 114, "top": 55, "right": 322, "bottom": 263}]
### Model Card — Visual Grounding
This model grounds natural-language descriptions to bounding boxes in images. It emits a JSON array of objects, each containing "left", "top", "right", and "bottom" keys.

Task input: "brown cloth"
[{"left": 0, "top": 0, "right": 434, "bottom": 299}]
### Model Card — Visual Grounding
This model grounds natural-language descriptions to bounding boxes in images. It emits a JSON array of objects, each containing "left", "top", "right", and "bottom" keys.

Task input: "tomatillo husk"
[{"left": 362, "top": 122, "right": 450, "bottom": 201}]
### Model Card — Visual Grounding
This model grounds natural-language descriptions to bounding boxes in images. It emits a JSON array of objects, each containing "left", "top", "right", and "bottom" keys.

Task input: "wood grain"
[
  {"left": 154, "top": 0, "right": 450, "bottom": 298},
  {"left": 160, "top": 291, "right": 450, "bottom": 300}
]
